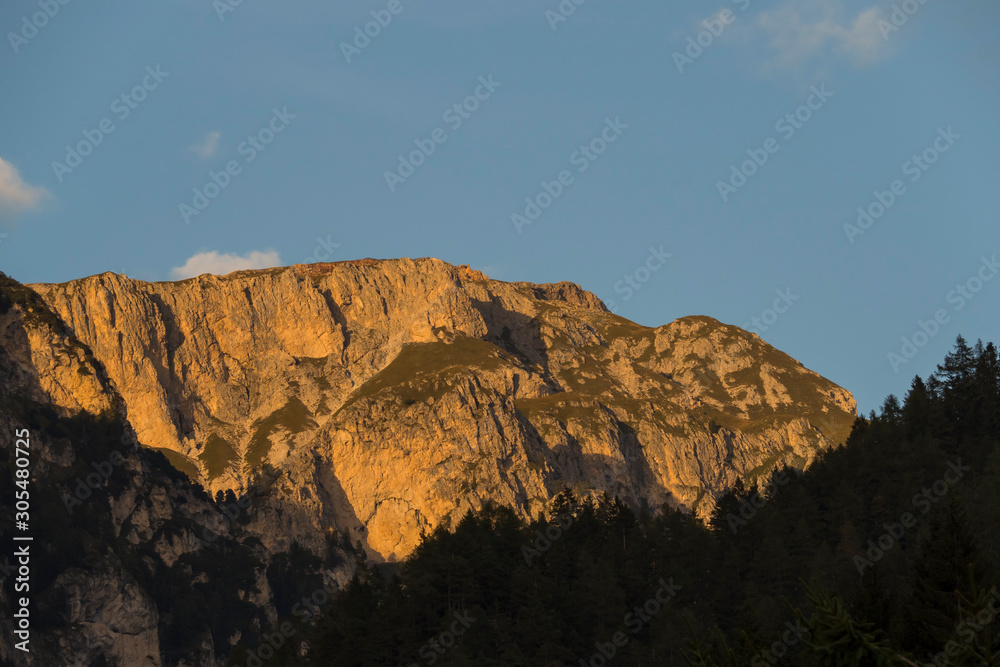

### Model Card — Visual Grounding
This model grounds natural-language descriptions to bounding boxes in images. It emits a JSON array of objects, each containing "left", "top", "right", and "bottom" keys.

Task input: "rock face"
[
  {"left": 0, "top": 276, "right": 294, "bottom": 667},
  {"left": 28, "top": 258, "right": 856, "bottom": 562},
  {"left": 0, "top": 283, "right": 162, "bottom": 666}
]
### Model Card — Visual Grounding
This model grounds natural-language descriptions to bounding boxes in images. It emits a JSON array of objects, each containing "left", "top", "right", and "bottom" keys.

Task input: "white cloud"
[
  {"left": 751, "top": 0, "right": 890, "bottom": 70},
  {"left": 169, "top": 249, "right": 282, "bottom": 280},
  {"left": 190, "top": 131, "right": 221, "bottom": 159},
  {"left": 0, "top": 157, "right": 48, "bottom": 217}
]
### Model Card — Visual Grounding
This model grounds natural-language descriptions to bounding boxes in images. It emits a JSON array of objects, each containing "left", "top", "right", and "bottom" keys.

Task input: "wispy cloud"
[
  {"left": 0, "top": 157, "right": 48, "bottom": 218},
  {"left": 190, "top": 131, "right": 221, "bottom": 159},
  {"left": 169, "top": 249, "right": 281, "bottom": 280},
  {"left": 750, "top": 0, "right": 890, "bottom": 71}
]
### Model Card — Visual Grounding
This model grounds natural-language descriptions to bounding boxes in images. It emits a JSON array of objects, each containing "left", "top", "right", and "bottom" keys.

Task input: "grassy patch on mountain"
[
  {"left": 588, "top": 311, "right": 653, "bottom": 343},
  {"left": 338, "top": 337, "right": 519, "bottom": 410},
  {"left": 298, "top": 356, "right": 333, "bottom": 390},
  {"left": 146, "top": 447, "right": 202, "bottom": 480},
  {"left": 315, "top": 395, "right": 332, "bottom": 416},
  {"left": 198, "top": 434, "right": 239, "bottom": 479},
  {"left": 246, "top": 397, "right": 317, "bottom": 468}
]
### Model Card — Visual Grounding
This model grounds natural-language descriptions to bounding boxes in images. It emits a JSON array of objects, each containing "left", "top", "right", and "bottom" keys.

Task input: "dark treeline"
[{"left": 244, "top": 336, "right": 1000, "bottom": 666}]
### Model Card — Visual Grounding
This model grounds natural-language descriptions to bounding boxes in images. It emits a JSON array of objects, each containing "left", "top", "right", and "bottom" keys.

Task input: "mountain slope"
[
  {"left": 28, "top": 258, "right": 856, "bottom": 561},
  {"left": 0, "top": 273, "right": 302, "bottom": 666}
]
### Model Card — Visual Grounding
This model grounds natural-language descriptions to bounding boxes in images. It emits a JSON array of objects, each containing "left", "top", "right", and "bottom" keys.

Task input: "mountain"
[
  {"left": 0, "top": 274, "right": 289, "bottom": 666},
  {"left": 25, "top": 257, "right": 856, "bottom": 564}
]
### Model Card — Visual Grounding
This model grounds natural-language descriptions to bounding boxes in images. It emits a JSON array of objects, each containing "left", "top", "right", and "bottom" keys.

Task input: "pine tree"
[
  {"left": 681, "top": 617, "right": 740, "bottom": 667},
  {"left": 797, "top": 581, "right": 899, "bottom": 666},
  {"left": 902, "top": 376, "right": 931, "bottom": 437},
  {"left": 908, "top": 496, "right": 991, "bottom": 659},
  {"left": 709, "top": 478, "right": 751, "bottom": 539},
  {"left": 935, "top": 336, "right": 979, "bottom": 438},
  {"left": 937, "top": 336, "right": 977, "bottom": 393},
  {"left": 972, "top": 341, "right": 1000, "bottom": 437},
  {"left": 881, "top": 394, "right": 903, "bottom": 423}
]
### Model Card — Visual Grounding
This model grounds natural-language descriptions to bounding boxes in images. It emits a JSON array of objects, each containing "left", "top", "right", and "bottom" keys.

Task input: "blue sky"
[{"left": 0, "top": 0, "right": 997, "bottom": 413}]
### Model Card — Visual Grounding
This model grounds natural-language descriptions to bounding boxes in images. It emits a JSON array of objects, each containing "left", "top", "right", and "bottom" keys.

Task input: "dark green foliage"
[
  {"left": 797, "top": 581, "right": 897, "bottom": 666},
  {"left": 252, "top": 336, "right": 1000, "bottom": 665},
  {"left": 267, "top": 542, "right": 325, "bottom": 618}
]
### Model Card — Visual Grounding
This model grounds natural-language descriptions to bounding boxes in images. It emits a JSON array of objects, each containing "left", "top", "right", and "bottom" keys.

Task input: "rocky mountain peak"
[{"left": 22, "top": 258, "right": 855, "bottom": 561}]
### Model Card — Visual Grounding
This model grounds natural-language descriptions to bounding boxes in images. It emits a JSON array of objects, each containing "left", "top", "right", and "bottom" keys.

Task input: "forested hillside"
[{"left": 250, "top": 336, "right": 1000, "bottom": 666}]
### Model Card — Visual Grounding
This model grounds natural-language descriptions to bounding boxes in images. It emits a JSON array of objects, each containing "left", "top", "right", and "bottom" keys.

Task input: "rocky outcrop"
[
  {"left": 49, "top": 568, "right": 161, "bottom": 667},
  {"left": 0, "top": 275, "right": 310, "bottom": 667},
  {"left": 26, "top": 258, "right": 857, "bottom": 562}
]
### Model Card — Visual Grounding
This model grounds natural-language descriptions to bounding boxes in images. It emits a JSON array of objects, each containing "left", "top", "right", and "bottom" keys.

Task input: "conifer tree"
[
  {"left": 908, "top": 496, "right": 991, "bottom": 658},
  {"left": 902, "top": 376, "right": 932, "bottom": 437},
  {"left": 797, "top": 581, "right": 899, "bottom": 666}
]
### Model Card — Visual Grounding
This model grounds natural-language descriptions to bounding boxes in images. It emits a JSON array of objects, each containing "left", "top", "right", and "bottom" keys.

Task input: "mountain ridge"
[{"left": 23, "top": 257, "right": 857, "bottom": 562}]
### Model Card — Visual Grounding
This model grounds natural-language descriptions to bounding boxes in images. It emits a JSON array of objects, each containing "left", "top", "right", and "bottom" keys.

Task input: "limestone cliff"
[
  {"left": 28, "top": 258, "right": 856, "bottom": 562},
  {"left": 0, "top": 275, "right": 315, "bottom": 667}
]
